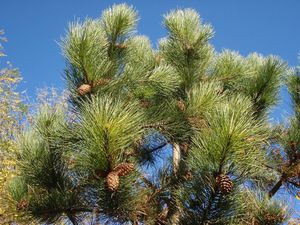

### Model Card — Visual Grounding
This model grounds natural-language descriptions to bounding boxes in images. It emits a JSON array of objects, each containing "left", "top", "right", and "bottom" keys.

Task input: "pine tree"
[{"left": 5, "top": 4, "right": 298, "bottom": 225}]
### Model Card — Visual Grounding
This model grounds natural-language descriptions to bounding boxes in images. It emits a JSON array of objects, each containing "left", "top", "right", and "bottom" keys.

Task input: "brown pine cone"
[
  {"left": 140, "top": 99, "right": 150, "bottom": 108},
  {"left": 183, "top": 170, "right": 193, "bottom": 181},
  {"left": 155, "top": 54, "right": 162, "bottom": 64},
  {"left": 176, "top": 100, "right": 186, "bottom": 111},
  {"left": 93, "top": 78, "right": 111, "bottom": 87},
  {"left": 113, "top": 163, "right": 135, "bottom": 177},
  {"left": 114, "top": 43, "right": 127, "bottom": 49},
  {"left": 188, "top": 116, "right": 206, "bottom": 128},
  {"left": 156, "top": 207, "right": 169, "bottom": 224},
  {"left": 216, "top": 174, "right": 233, "bottom": 194},
  {"left": 106, "top": 172, "right": 120, "bottom": 192},
  {"left": 180, "top": 142, "right": 189, "bottom": 154},
  {"left": 290, "top": 141, "right": 297, "bottom": 151},
  {"left": 16, "top": 199, "right": 29, "bottom": 210},
  {"left": 78, "top": 84, "right": 92, "bottom": 95}
]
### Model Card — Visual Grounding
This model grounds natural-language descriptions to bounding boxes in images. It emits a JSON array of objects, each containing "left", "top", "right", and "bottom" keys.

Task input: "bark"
[
  {"left": 68, "top": 214, "right": 78, "bottom": 225},
  {"left": 166, "top": 143, "right": 182, "bottom": 224},
  {"left": 172, "top": 143, "right": 181, "bottom": 175}
]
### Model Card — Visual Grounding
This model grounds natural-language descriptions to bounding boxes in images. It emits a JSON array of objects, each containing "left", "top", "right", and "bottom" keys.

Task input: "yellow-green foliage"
[{"left": 0, "top": 30, "right": 27, "bottom": 225}]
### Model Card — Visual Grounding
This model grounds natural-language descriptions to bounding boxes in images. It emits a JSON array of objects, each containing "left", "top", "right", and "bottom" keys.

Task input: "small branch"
[
  {"left": 141, "top": 122, "right": 167, "bottom": 129},
  {"left": 147, "top": 142, "right": 169, "bottom": 154},
  {"left": 288, "top": 179, "right": 300, "bottom": 188},
  {"left": 268, "top": 154, "right": 299, "bottom": 198},
  {"left": 67, "top": 214, "right": 78, "bottom": 225},
  {"left": 141, "top": 175, "right": 157, "bottom": 191},
  {"left": 268, "top": 176, "right": 285, "bottom": 198},
  {"left": 201, "top": 187, "right": 217, "bottom": 225}
]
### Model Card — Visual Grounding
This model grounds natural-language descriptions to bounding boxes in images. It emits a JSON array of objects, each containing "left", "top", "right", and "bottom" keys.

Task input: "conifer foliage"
[{"left": 5, "top": 4, "right": 299, "bottom": 225}]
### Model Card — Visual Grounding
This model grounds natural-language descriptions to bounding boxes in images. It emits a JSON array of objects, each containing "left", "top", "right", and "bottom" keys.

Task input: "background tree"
[
  {"left": 5, "top": 4, "right": 299, "bottom": 225},
  {"left": 0, "top": 30, "right": 27, "bottom": 224}
]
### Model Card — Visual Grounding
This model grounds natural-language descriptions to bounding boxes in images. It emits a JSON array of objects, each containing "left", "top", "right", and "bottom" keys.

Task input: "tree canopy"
[{"left": 2, "top": 4, "right": 300, "bottom": 225}]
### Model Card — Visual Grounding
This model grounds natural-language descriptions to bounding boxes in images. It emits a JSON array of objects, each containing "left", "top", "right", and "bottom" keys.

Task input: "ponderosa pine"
[{"left": 5, "top": 4, "right": 300, "bottom": 225}]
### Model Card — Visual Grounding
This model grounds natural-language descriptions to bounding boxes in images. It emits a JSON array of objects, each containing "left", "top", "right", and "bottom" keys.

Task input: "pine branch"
[
  {"left": 147, "top": 141, "right": 169, "bottom": 154},
  {"left": 268, "top": 176, "right": 285, "bottom": 198},
  {"left": 201, "top": 188, "right": 217, "bottom": 225},
  {"left": 68, "top": 214, "right": 79, "bottom": 225},
  {"left": 268, "top": 151, "right": 299, "bottom": 198}
]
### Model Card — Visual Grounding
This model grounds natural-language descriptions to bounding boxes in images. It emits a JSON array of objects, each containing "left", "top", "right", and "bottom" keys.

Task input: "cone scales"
[
  {"left": 106, "top": 172, "right": 120, "bottom": 192},
  {"left": 113, "top": 163, "right": 135, "bottom": 176},
  {"left": 105, "top": 163, "right": 135, "bottom": 192},
  {"left": 78, "top": 84, "right": 92, "bottom": 95},
  {"left": 216, "top": 174, "right": 233, "bottom": 194}
]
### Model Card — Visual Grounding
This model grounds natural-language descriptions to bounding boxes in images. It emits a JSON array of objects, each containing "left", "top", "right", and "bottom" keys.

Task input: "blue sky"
[
  {"left": 1, "top": 0, "right": 300, "bottom": 219},
  {"left": 1, "top": 0, "right": 299, "bottom": 97}
]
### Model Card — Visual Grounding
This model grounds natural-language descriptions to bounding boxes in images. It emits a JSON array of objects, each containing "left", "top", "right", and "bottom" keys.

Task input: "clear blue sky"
[
  {"left": 1, "top": 0, "right": 300, "bottom": 218},
  {"left": 2, "top": 0, "right": 300, "bottom": 120}
]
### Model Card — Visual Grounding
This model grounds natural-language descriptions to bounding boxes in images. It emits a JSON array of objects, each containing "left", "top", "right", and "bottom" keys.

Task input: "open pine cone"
[
  {"left": 113, "top": 163, "right": 135, "bottom": 177},
  {"left": 106, "top": 171, "right": 120, "bottom": 192},
  {"left": 216, "top": 174, "right": 233, "bottom": 194}
]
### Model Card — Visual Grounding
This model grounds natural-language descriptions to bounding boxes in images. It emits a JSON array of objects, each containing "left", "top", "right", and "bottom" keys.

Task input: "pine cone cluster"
[
  {"left": 216, "top": 174, "right": 233, "bottom": 194},
  {"left": 105, "top": 163, "right": 135, "bottom": 192}
]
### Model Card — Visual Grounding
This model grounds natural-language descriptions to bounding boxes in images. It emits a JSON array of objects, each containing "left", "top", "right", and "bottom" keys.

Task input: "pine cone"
[
  {"left": 188, "top": 116, "right": 206, "bottom": 128},
  {"left": 183, "top": 170, "right": 193, "bottom": 181},
  {"left": 106, "top": 172, "right": 120, "bottom": 192},
  {"left": 156, "top": 207, "right": 169, "bottom": 224},
  {"left": 78, "top": 84, "right": 92, "bottom": 95},
  {"left": 180, "top": 142, "right": 189, "bottom": 154},
  {"left": 16, "top": 199, "right": 29, "bottom": 210},
  {"left": 176, "top": 100, "right": 186, "bottom": 111},
  {"left": 113, "top": 163, "right": 135, "bottom": 176},
  {"left": 94, "top": 78, "right": 111, "bottom": 87},
  {"left": 290, "top": 141, "right": 297, "bottom": 151},
  {"left": 216, "top": 174, "right": 233, "bottom": 194},
  {"left": 264, "top": 212, "right": 282, "bottom": 225},
  {"left": 155, "top": 54, "right": 162, "bottom": 64},
  {"left": 140, "top": 99, "right": 150, "bottom": 108},
  {"left": 114, "top": 43, "right": 127, "bottom": 49}
]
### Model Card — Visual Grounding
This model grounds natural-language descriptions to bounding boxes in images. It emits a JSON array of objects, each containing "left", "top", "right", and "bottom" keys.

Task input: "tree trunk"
[
  {"left": 166, "top": 143, "right": 182, "bottom": 224},
  {"left": 173, "top": 143, "right": 181, "bottom": 175}
]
